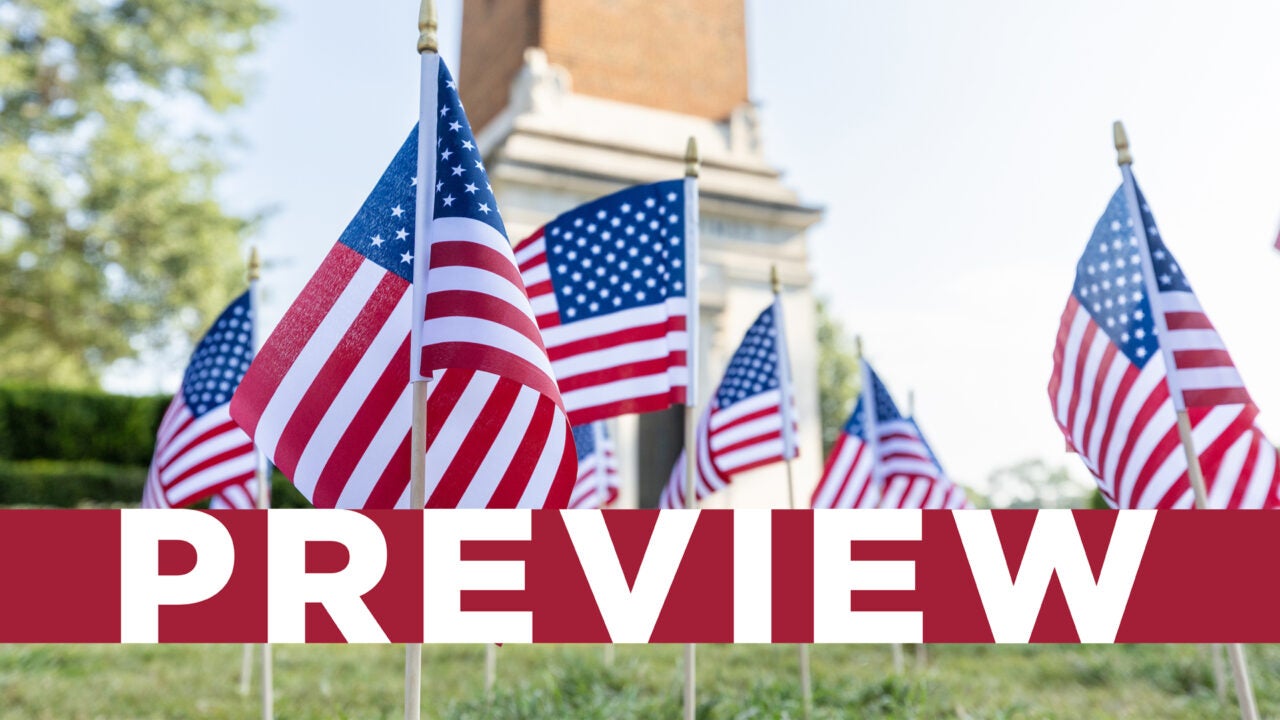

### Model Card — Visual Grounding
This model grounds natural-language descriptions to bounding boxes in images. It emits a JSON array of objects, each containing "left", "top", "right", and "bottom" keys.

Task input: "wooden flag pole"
[
  {"left": 244, "top": 246, "right": 275, "bottom": 719},
  {"left": 1114, "top": 121, "right": 1257, "bottom": 720},
  {"left": 405, "top": 4, "right": 438, "bottom": 720},
  {"left": 907, "top": 390, "right": 928, "bottom": 670},
  {"left": 484, "top": 644, "right": 497, "bottom": 700},
  {"left": 772, "top": 266, "right": 812, "bottom": 720},
  {"left": 682, "top": 135, "right": 700, "bottom": 720}
]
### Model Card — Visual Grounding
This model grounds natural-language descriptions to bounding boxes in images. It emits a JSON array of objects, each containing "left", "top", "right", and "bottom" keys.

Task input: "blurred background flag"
[
  {"left": 568, "top": 421, "right": 619, "bottom": 509},
  {"left": 232, "top": 58, "right": 575, "bottom": 510},
  {"left": 1048, "top": 178, "right": 1280, "bottom": 509},
  {"left": 877, "top": 416, "right": 972, "bottom": 510},
  {"left": 659, "top": 298, "right": 796, "bottom": 509},
  {"left": 511, "top": 181, "right": 693, "bottom": 424},
  {"left": 810, "top": 360, "right": 891, "bottom": 509},
  {"left": 143, "top": 292, "right": 257, "bottom": 509}
]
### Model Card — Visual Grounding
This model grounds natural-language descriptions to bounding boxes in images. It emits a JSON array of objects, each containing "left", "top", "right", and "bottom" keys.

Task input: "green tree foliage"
[
  {"left": 816, "top": 298, "right": 860, "bottom": 456},
  {"left": 0, "top": 0, "right": 275, "bottom": 387},
  {"left": 985, "top": 457, "right": 1099, "bottom": 509}
]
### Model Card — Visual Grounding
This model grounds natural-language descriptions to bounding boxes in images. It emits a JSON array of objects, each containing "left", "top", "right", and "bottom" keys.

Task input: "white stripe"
[
  {"left": 1086, "top": 353, "right": 1129, "bottom": 471},
  {"left": 880, "top": 459, "right": 938, "bottom": 477},
  {"left": 334, "top": 383, "right": 412, "bottom": 509},
  {"left": 709, "top": 412, "right": 782, "bottom": 452},
  {"left": 1163, "top": 329, "right": 1227, "bottom": 351},
  {"left": 516, "top": 408, "right": 568, "bottom": 508},
  {"left": 560, "top": 370, "right": 689, "bottom": 411},
  {"left": 1103, "top": 356, "right": 1168, "bottom": 484},
  {"left": 1207, "top": 430, "right": 1252, "bottom": 510},
  {"left": 427, "top": 265, "right": 542, "bottom": 325},
  {"left": 812, "top": 438, "right": 861, "bottom": 509},
  {"left": 879, "top": 478, "right": 907, "bottom": 508},
  {"left": 1070, "top": 330, "right": 1109, "bottom": 450},
  {"left": 840, "top": 444, "right": 878, "bottom": 509},
  {"left": 157, "top": 411, "right": 248, "bottom": 479},
  {"left": 709, "top": 392, "right": 780, "bottom": 432},
  {"left": 256, "top": 261, "right": 386, "bottom": 457},
  {"left": 541, "top": 298, "right": 689, "bottom": 346},
  {"left": 1117, "top": 397, "right": 1176, "bottom": 508},
  {"left": 433, "top": 217, "right": 520, "bottom": 262},
  {"left": 1055, "top": 307, "right": 1091, "bottom": 427},
  {"left": 291, "top": 290, "right": 411, "bottom": 498},
  {"left": 513, "top": 237, "right": 545, "bottom": 265},
  {"left": 1159, "top": 291, "right": 1203, "bottom": 313},
  {"left": 411, "top": 52, "right": 440, "bottom": 381},
  {"left": 529, "top": 292, "right": 558, "bottom": 317},
  {"left": 521, "top": 263, "right": 551, "bottom": 287},
  {"left": 167, "top": 453, "right": 256, "bottom": 506},
  {"left": 424, "top": 316, "right": 556, "bottom": 383},
  {"left": 421, "top": 372, "right": 501, "bottom": 502},
  {"left": 1240, "top": 432, "right": 1276, "bottom": 509},
  {"left": 716, "top": 437, "right": 784, "bottom": 473},
  {"left": 1174, "top": 367, "right": 1244, "bottom": 391},
  {"left": 154, "top": 398, "right": 189, "bottom": 448},
  {"left": 551, "top": 331, "right": 688, "bottom": 379},
  {"left": 457, "top": 386, "right": 541, "bottom": 508}
]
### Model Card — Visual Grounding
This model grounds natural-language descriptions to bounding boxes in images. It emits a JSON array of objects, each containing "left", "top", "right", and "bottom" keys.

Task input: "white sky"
[{"left": 117, "top": 0, "right": 1280, "bottom": 493}]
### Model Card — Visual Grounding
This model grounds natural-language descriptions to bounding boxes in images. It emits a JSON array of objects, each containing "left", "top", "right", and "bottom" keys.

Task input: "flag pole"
[
  {"left": 682, "top": 134, "right": 700, "bottom": 720},
  {"left": 1114, "top": 120, "right": 1257, "bottom": 720},
  {"left": 772, "top": 265, "right": 811, "bottom": 720},
  {"left": 907, "top": 389, "right": 928, "bottom": 669},
  {"left": 249, "top": 246, "right": 275, "bottom": 720},
  {"left": 405, "top": 4, "right": 438, "bottom": 720}
]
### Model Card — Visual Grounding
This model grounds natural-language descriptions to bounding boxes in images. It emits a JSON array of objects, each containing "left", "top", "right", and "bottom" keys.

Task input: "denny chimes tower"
[{"left": 460, "top": 0, "right": 823, "bottom": 508}]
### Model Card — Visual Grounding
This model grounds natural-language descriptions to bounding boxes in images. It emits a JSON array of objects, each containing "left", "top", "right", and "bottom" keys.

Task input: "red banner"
[{"left": 1, "top": 509, "right": 1275, "bottom": 643}]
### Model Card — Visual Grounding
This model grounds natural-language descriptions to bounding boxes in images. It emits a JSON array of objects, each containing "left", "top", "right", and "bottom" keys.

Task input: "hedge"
[
  {"left": 0, "top": 460, "right": 311, "bottom": 508},
  {"left": 0, "top": 385, "right": 170, "bottom": 465}
]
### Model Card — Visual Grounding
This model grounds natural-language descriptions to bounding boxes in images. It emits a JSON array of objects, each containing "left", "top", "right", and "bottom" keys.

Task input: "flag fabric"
[
  {"left": 143, "top": 292, "right": 257, "bottom": 509},
  {"left": 207, "top": 478, "right": 258, "bottom": 510},
  {"left": 810, "top": 361, "right": 971, "bottom": 510},
  {"left": 1049, "top": 179, "right": 1280, "bottom": 509},
  {"left": 876, "top": 417, "right": 973, "bottom": 510},
  {"left": 659, "top": 298, "right": 796, "bottom": 509},
  {"left": 511, "top": 180, "right": 694, "bottom": 424},
  {"left": 231, "top": 57, "right": 576, "bottom": 510},
  {"left": 568, "top": 422, "right": 619, "bottom": 509}
]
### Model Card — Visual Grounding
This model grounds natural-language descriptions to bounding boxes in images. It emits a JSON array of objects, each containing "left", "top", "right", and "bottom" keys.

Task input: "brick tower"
[{"left": 459, "top": 0, "right": 823, "bottom": 509}]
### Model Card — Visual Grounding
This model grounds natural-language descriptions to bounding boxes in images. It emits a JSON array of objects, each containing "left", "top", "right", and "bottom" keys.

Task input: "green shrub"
[
  {"left": 0, "top": 384, "right": 170, "bottom": 465},
  {"left": 0, "top": 460, "right": 147, "bottom": 507}
]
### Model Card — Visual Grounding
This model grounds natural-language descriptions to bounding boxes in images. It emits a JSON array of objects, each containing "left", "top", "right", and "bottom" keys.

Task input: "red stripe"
[
  {"left": 155, "top": 412, "right": 198, "bottom": 455},
  {"left": 525, "top": 279, "right": 554, "bottom": 299},
  {"left": 425, "top": 290, "right": 546, "bottom": 352},
  {"left": 1092, "top": 362, "right": 1142, "bottom": 500},
  {"left": 546, "top": 317, "right": 687, "bottom": 361},
  {"left": 1182, "top": 387, "right": 1252, "bottom": 407},
  {"left": 1047, "top": 298, "right": 1080, "bottom": 409},
  {"left": 156, "top": 420, "right": 247, "bottom": 478},
  {"left": 710, "top": 405, "right": 779, "bottom": 435},
  {"left": 1078, "top": 343, "right": 1119, "bottom": 465},
  {"left": 430, "top": 240, "right": 529, "bottom": 298},
  {"left": 1064, "top": 322, "right": 1099, "bottom": 441},
  {"left": 308, "top": 334, "right": 413, "bottom": 507},
  {"left": 567, "top": 389, "right": 687, "bottom": 425},
  {"left": 518, "top": 251, "right": 547, "bottom": 274},
  {"left": 1164, "top": 311, "right": 1214, "bottom": 331},
  {"left": 1172, "top": 348, "right": 1235, "bottom": 369},
  {"left": 273, "top": 273, "right": 407, "bottom": 478},
  {"left": 512, "top": 227, "right": 544, "bottom": 256},
  {"left": 429, "top": 377, "right": 524, "bottom": 508},
  {"left": 168, "top": 470, "right": 255, "bottom": 508},
  {"left": 231, "top": 245, "right": 367, "bottom": 437},
  {"left": 555, "top": 353, "right": 687, "bottom": 392},
  {"left": 363, "top": 432, "right": 413, "bottom": 509},
  {"left": 161, "top": 439, "right": 255, "bottom": 490},
  {"left": 713, "top": 428, "right": 782, "bottom": 458},
  {"left": 485, "top": 393, "right": 557, "bottom": 508},
  {"left": 421, "top": 341, "right": 562, "bottom": 412},
  {"left": 1112, "top": 381, "right": 1172, "bottom": 506}
]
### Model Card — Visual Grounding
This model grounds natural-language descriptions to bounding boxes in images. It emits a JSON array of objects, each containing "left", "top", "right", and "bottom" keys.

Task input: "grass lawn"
[{"left": 0, "top": 642, "right": 1274, "bottom": 719}]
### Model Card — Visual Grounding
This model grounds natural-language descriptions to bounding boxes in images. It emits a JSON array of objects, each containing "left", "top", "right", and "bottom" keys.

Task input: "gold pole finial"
[
  {"left": 417, "top": 0, "right": 438, "bottom": 54},
  {"left": 1113, "top": 120, "right": 1132, "bottom": 166},
  {"left": 248, "top": 246, "right": 261, "bottom": 282},
  {"left": 769, "top": 265, "right": 780, "bottom": 295},
  {"left": 684, "top": 136, "right": 700, "bottom": 178}
]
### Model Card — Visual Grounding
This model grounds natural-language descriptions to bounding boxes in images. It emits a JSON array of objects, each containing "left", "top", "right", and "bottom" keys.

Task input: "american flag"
[
  {"left": 876, "top": 417, "right": 972, "bottom": 510},
  {"left": 511, "top": 180, "right": 693, "bottom": 424},
  {"left": 207, "top": 478, "right": 258, "bottom": 510},
  {"left": 810, "top": 361, "right": 890, "bottom": 509},
  {"left": 231, "top": 58, "right": 575, "bottom": 509},
  {"left": 568, "top": 422, "right": 619, "bottom": 509},
  {"left": 1049, "top": 178, "right": 1280, "bottom": 509},
  {"left": 143, "top": 292, "right": 258, "bottom": 509},
  {"left": 659, "top": 298, "right": 796, "bottom": 509}
]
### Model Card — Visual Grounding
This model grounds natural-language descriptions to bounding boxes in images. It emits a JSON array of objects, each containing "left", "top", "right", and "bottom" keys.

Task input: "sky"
[{"left": 110, "top": 0, "right": 1280, "bottom": 495}]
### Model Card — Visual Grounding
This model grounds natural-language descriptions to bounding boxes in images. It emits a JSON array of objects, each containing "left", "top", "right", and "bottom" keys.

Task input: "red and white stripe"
[
  {"left": 513, "top": 227, "right": 689, "bottom": 424},
  {"left": 1050, "top": 295, "right": 1279, "bottom": 509},
  {"left": 231, "top": 243, "right": 575, "bottom": 510},
  {"left": 875, "top": 420, "right": 972, "bottom": 510},
  {"left": 569, "top": 425, "right": 619, "bottom": 510},
  {"left": 207, "top": 478, "right": 258, "bottom": 510},
  {"left": 142, "top": 399, "right": 255, "bottom": 509},
  {"left": 1159, "top": 291, "right": 1250, "bottom": 408},
  {"left": 810, "top": 430, "right": 877, "bottom": 509}
]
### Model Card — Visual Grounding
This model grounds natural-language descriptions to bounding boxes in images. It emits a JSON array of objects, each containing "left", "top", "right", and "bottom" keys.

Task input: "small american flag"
[
  {"left": 569, "top": 422, "right": 619, "bottom": 509},
  {"left": 1049, "top": 178, "right": 1280, "bottom": 509},
  {"left": 810, "top": 361, "right": 891, "bottom": 509},
  {"left": 143, "top": 292, "right": 258, "bottom": 509},
  {"left": 207, "top": 478, "right": 259, "bottom": 510},
  {"left": 512, "top": 180, "right": 693, "bottom": 424},
  {"left": 659, "top": 298, "right": 796, "bottom": 509},
  {"left": 231, "top": 58, "right": 575, "bottom": 509},
  {"left": 877, "top": 417, "right": 972, "bottom": 510}
]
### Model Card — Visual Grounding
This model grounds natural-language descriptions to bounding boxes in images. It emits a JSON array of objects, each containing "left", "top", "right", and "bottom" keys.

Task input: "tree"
[
  {"left": 816, "top": 298, "right": 860, "bottom": 456},
  {"left": 0, "top": 0, "right": 275, "bottom": 387},
  {"left": 984, "top": 458, "right": 1099, "bottom": 509}
]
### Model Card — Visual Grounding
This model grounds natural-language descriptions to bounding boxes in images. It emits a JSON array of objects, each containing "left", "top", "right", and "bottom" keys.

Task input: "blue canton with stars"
[
  {"left": 572, "top": 423, "right": 596, "bottom": 461},
  {"left": 180, "top": 291, "right": 254, "bottom": 417},
  {"left": 544, "top": 180, "right": 687, "bottom": 323},
  {"left": 714, "top": 305, "right": 784, "bottom": 409},
  {"left": 1073, "top": 182, "right": 1188, "bottom": 368},
  {"left": 337, "top": 60, "right": 504, "bottom": 284},
  {"left": 843, "top": 364, "right": 904, "bottom": 437}
]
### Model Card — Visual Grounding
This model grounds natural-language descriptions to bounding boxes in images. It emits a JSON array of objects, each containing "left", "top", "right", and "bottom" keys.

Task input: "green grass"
[{"left": 0, "top": 643, "right": 1274, "bottom": 719}]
